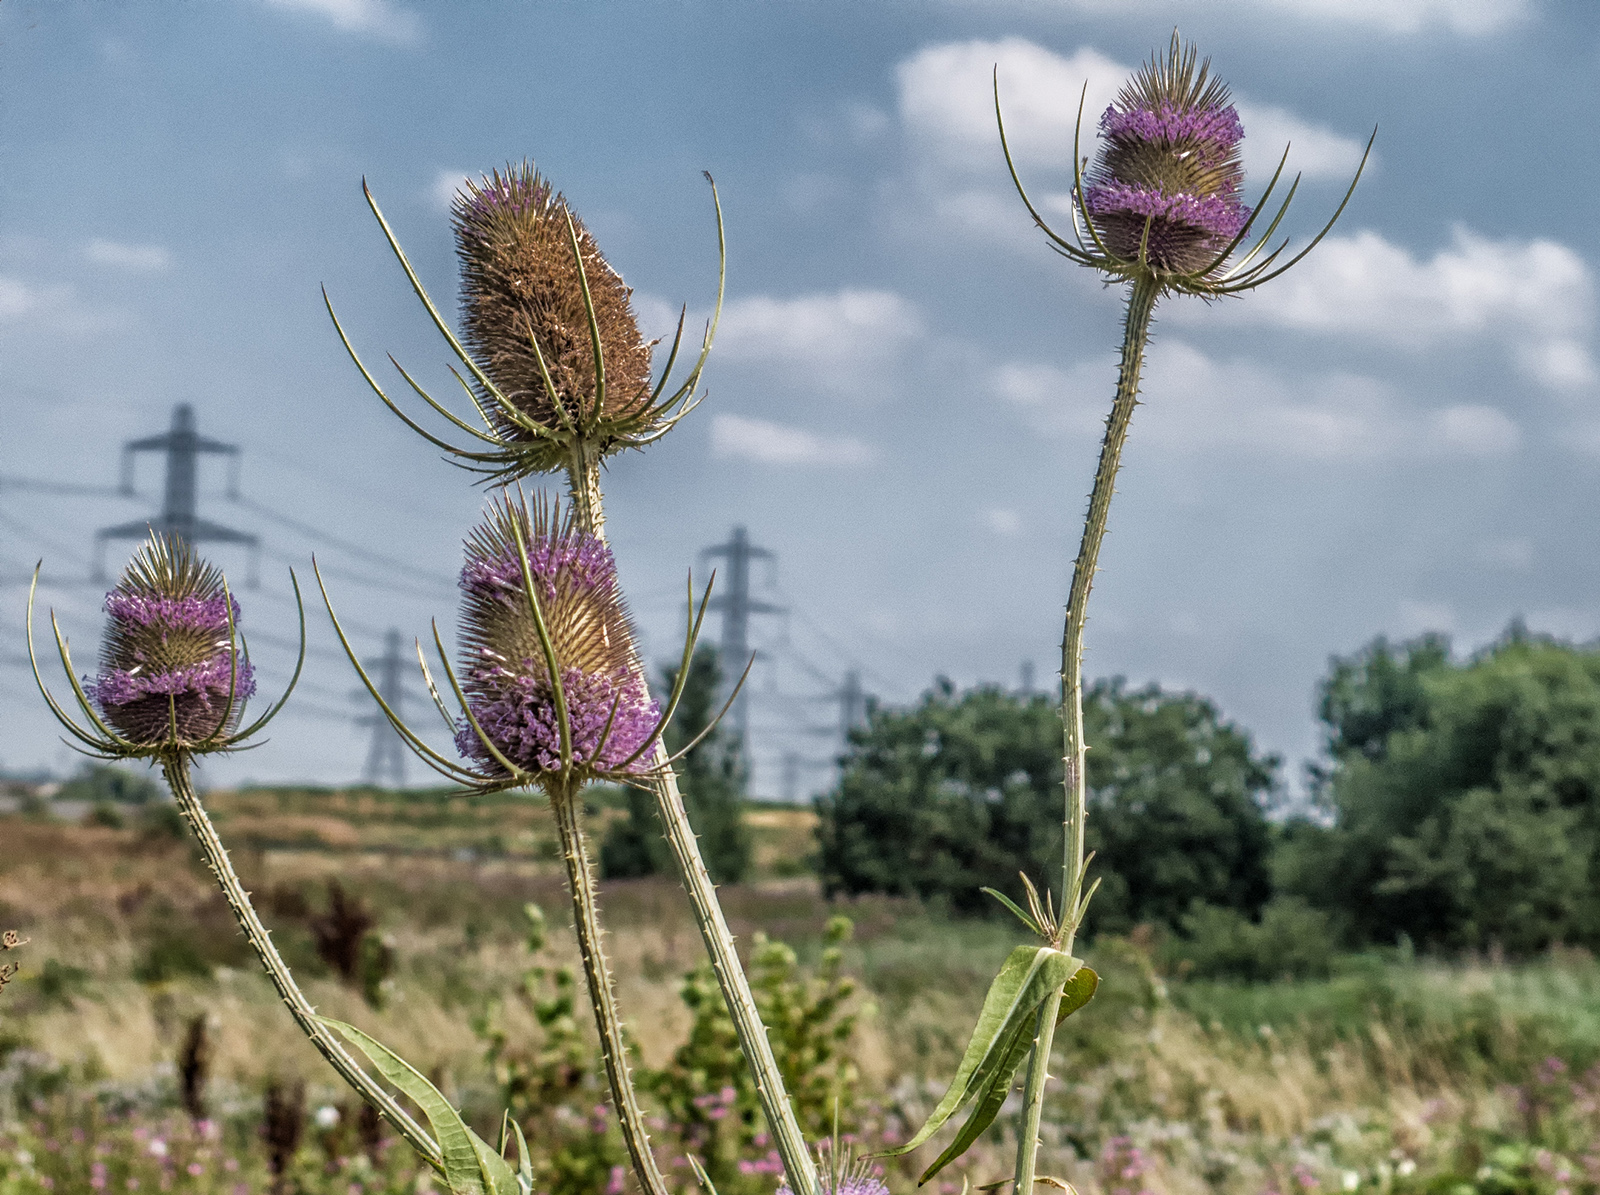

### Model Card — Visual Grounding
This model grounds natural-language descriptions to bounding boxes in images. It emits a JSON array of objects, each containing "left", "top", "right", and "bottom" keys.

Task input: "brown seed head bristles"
[{"left": 453, "top": 164, "right": 654, "bottom": 449}]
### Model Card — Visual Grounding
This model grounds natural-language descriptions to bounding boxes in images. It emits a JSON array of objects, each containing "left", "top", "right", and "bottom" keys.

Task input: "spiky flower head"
[
  {"left": 1081, "top": 36, "right": 1250, "bottom": 276},
  {"left": 454, "top": 164, "right": 655, "bottom": 467},
  {"left": 778, "top": 1151, "right": 889, "bottom": 1195},
  {"left": 454, "top": 495, "right": 659, "bottom": 786},
  {"left": 92, "top": 534, "right": 256, "bottom": 747}
]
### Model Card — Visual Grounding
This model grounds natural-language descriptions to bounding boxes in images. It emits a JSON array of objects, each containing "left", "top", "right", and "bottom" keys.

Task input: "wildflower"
[
  {"left": 454, "top": 165, "right": 655, "bottom": 460},
  {"left": 1082, "top": 48, "right": 1249, "bottom": 275},
  {"left": 453, "top": 495, "right": 659, "bottom": 788},
  {"left": 91, "top": 535, "right": 255, "bottom": 746},
  {"left": 1000, "top": 32, "right": 1371, "bottom": 298},
  {"left": 315, "top": 1105, "right": 342, "bottom": 1129}
]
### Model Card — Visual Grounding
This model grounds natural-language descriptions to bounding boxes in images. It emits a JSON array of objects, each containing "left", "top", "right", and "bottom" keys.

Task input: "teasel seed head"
[
  {"left": 454, "top": 164, "right": 654, "bottom": 463},
  {"left": 454, "top": 494, "right": 658, "bottom": 785},
  {"left": 1081, "top": 36, "right": 1250, "bottom": 276},
  {"left": 92, "top": 534, "right": 256, "bottom": 747}
]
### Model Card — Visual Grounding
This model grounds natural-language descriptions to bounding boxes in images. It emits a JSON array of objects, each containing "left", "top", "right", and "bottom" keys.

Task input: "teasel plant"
[
  {"left": 327, "top": 164, "right": 825, "bottom": 1195},
  {"left": 319, "top": 490, "right": 752, "bottom": 1195},
  {"left": 880, "top": 35, "right": 1375, "bottom": 1194},
  {"left": 28, "top": 534, "right": 555, "bottom": 1194}
]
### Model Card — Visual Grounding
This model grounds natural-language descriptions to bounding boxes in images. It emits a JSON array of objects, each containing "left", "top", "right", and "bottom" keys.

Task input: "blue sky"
[{"left": 2, "top": 0, "right": 1595, "bottom": 798}]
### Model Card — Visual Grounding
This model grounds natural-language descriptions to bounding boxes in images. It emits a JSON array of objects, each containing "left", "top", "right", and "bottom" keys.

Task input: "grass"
[{"left": 5, "top": 787, "right": 1600, "bottom": 1195}]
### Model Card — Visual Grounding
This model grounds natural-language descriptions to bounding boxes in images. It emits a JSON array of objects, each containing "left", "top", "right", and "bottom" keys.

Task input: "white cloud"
[
  {"left": 717, "top": 289, "right": 923, "bottom": 362},
  {"left": 261, "top": 0, "right": 420, "bottom": 45},
  {"left": 1233, "top": 103, "right": 1370, "bottom": 184},
  {"left": 709, "top": 414, "right": 876, "bottom": 467},
  {"left": 713, "top": 289, "right": 924, "bottom": 397},
  {"left": 0, "top": 276, "right": 43, "bottom": 319},
  {"left": 985, "top": 508, "right": 1024, "bottom": 537},
  {"left": 937, "top": 0, "right": 1529, "bottom": 36},
  {"left": 430, "top": 168, "right": 472, "bottom": 212},
  {"left": 1251, "top": 0, "right": 1531, "bottom": 35},
  {"left": 996, "top": 341, "right": 1523, "bottom": 461},
  {"left": 899, "top": 39, "right": 1126, "bottom": 175},
  {"left": 1189, "top": 227, "right": 1595, "bottom": 390},
  {"left": 84, "top": 239, "right": 172, "bottom": 273}
]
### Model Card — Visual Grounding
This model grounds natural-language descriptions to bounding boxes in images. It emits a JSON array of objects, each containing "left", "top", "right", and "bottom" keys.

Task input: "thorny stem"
[
  {"left": 160, "top": 754, "right": 445, "bottom": 1175},
  {"left": 565, "top": 454, "right": 821, "bottom": 1195},
  {"left": 550, "top": 783, "right": 672, "bottom": 1195},
  {"left": 1013, "top": 272, "right": 1159, "bottom": 1195}
]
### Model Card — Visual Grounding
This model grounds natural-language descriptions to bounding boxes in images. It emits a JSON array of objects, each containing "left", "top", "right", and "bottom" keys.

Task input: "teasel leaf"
[
  {"left": 880, "top": 945, "right": 1079, "bottom": 1181},
  {"left": 1054, "top": 965, "right": 1098, "bottom": 1026},
  {"left": 317, "top": 1017, "right": 519, "bottom": 1195}
]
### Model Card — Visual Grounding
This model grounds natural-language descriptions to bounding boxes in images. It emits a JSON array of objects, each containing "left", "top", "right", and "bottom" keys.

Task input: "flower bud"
[
  {"left": 92, "top": 535, "right": 256, "bottom": 746},
  {"left": 1082, "top": 37, "right": 1250, "bottom": 275},
  {"left": 454, "top": 496, "right": 658, "bottom": 781},
  {"left": 454, "top": 164, "right": 654, "bottom": 447}
]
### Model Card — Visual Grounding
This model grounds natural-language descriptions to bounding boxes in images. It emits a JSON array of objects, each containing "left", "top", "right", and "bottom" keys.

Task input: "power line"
[{"left": 231, "top": 494, "right": 457, "bottom": 591}]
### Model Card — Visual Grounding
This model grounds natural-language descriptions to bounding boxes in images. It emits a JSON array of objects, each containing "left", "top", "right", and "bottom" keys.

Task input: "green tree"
[
  {"left": 601, "top": 646, "right": 751, "bottom": 884},
  {"left": 815, "top": 677, "right": 1278, "bottom": 929},
  {"left": 1285, "top": 629, "right": 1600, "bottom": 953}
]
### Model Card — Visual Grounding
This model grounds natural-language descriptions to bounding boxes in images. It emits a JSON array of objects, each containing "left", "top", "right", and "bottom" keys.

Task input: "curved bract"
[
  {"left": 28, "top": 532, "right": 303, "bottom": 762},
  {"left": 319, "top": 491, "right": 746, "bottom": 799},
  {"left": 324, "top": 165, "right": 726, "bottom": 485},
  {"left": 997, "top": 32, "right": 1374, "bottom": 298}
]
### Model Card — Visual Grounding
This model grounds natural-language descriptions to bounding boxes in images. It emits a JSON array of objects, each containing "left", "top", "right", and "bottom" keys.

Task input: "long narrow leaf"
[
  {"left": 318, "top": 1018, "right": 517, "bottom": 1195},
  {"left": 882, "top": 945, "right": 1078, "bottom": 1160}
]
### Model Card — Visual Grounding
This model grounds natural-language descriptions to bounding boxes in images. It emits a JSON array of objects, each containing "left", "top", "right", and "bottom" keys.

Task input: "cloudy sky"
[{"left": 2, "top": 0, "right": 1595, "bottom": 797}]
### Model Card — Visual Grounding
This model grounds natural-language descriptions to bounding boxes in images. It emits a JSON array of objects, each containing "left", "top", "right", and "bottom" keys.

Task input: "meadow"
[{"left": 3, "top": 784, "right": 1600, "bottom": 1195}]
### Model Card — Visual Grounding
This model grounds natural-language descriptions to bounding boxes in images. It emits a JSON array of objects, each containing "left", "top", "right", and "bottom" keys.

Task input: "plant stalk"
[
  {"left": 1013, "top": 272, "right": 1159, "bottom": 1195},
  {"left": 565, "top": 455, "right": 821, "bottom": 1195},
  {"left": 160, "top": 754, "right": 444, "bottom": 1173},
  {"left": 550, "top": 783, "right": 672, "bottom": 1195}
]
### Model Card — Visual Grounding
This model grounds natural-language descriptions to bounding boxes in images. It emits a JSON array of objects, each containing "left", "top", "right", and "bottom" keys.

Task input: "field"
[{"left": 4, "top": 786, "right": 1600, "bottom": 1195}]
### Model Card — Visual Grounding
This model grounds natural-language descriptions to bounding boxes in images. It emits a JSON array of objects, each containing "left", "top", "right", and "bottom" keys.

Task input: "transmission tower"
[
  {"left": 95, "top": 404, "right": 259, "bottom": 581},
  {"left": 358, "top": 628, "right": 408, "bottom": 787},
  {"left": 837, "top": 669, "right": 868, "bottom": 739},
  {"left": 702, "top": 526, "right": 784, "bottom": 744}
]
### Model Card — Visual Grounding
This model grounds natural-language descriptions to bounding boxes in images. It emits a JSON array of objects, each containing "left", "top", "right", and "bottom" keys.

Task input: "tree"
[
  {"left": 815, "top": 677, "right": 1278, "bottom": 929},
  {"left": 601, "top": 647, "right": 752, "bottom": 884},
  {"left": 1285, "top": 629, "right": 1600, "bottom": 953}
]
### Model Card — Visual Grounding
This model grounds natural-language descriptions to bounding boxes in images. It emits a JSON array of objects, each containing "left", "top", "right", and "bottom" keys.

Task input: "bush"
[
  {"left": 816, "top": 677, "right": 1278, "bottom": 929},
  {"left": 1162, "top": 897, "right": 1338, "bottom": 981}
]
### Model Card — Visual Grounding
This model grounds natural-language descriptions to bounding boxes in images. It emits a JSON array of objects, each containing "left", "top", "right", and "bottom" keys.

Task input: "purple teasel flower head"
[
  {"left": 453, "top": 493, "right": 660, "bottom": 790},
  {"left": 452, "top": 163, "right": 657, "bottom": 467},
  {"left": 778, "top": 1149, "right": 890, "bottom": 1195},
  {"left": 1080, "top": 36, "right": 1251, "bottom": 277},
  {"left": 92, "top": 534, "right": 257, "bottom": 748}
]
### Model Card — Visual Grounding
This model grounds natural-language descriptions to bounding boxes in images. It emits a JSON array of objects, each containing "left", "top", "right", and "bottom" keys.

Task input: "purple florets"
[
  {"left": 1100, "top": 101, "right": 1243, "bottom": 153},
  {"left": 93, "top": 567, "right": 255, "bottom": 745},
  {"left": 460, "top": 531, "right": 614, "bottom": 605},
  {"left": 1082, "top": 43, "right": 1254, "bottom": 275},
  {"left": 456, "top": 666, "right": 659, "bottom": 775},
  {"left": 1082, "top": 181, "right": 1249, "bottom": 243},
  {"left": 778, "top": 1175, "right": 889, "bottom": 1195}
]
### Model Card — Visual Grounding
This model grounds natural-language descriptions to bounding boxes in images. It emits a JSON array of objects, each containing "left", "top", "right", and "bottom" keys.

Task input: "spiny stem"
[
  {"left": 565, "top": 453, "right": 821, "bottom": 1195},
  {"left": 550, "top": 783, "right": 671, "bottom": 1195},
  {"left": 1014, "top": 272, "right": 1159, "bottom": 1195},
  {"left": 160, "top": 754, "right": 444, "bottom": 1173},
  {"left": 1060, "top": 271, "right": 1158, "bottom": 952}
]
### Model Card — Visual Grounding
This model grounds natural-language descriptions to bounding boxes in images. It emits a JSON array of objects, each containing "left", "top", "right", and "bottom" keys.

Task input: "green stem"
[
  {"left": 566, "top": 455, "right": 821, "bottom": 1195},
  {"left": 551, "top": 784, "right": 672, "bottom": 1195},
  {"left": 160, "top": 755, "right": 444, "bottom": 1173},
  {"left": 1059, "top": 272, "right": 1158, "bottom": 950},
  {"left": 1013, "top": 272, "right": 1159, "bottom": 1195}
]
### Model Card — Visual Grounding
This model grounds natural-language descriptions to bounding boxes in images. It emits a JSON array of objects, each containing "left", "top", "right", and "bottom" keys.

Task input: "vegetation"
[
  {"left": 602, "top": 646, "right": 753, "bottom": 886},
  {"left": 8, "top": 794, "right": 1600, "bottom": 1194},
  {"left": 815, "top": 678, "right": 1277, "bottom": 931}
]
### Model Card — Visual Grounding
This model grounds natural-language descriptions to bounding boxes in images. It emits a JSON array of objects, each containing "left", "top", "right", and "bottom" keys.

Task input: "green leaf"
[
  {"left": 317, "top": 1017, "right": 518, "bottom": 1195},
  {"left": 1056, "top": 966, "right": 1099, "bottom": 1025},
  {"left": 510, "top": 1119, "right": 534, "bottom": 1195},
  {"left": 980, "top": 887, "right": 1044, "bottom": 937},
  {"left": 881, "top": 945, "right": 1079, "bottom": 1165}
]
